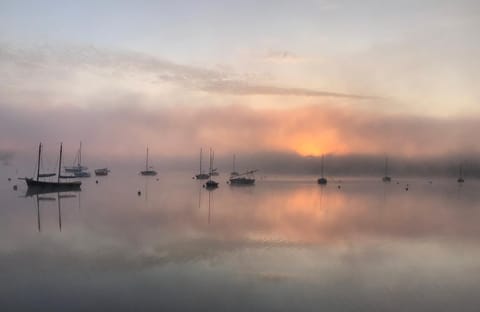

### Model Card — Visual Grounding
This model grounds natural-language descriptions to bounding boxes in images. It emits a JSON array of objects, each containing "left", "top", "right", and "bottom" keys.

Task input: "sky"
[{"left": 1, "top": 0, "right": 479, "bottom": 170}]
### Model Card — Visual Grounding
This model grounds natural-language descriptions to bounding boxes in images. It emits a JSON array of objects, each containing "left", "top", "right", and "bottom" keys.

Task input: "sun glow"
[{"left": 285, "top": 133, "right": 348, "bottom": 157}]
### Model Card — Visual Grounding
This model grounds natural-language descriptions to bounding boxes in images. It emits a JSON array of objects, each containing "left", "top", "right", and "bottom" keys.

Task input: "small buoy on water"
[
  {"left": 96, "top": 180, "right": 99, "bottom": 184},
  {"left": 137, "top": 191, "right": 141, "bottom": 196},
  {"left": 156, "top": 178, "right": 159, "bottom": 181},
  {"left": 337, "top": 185, "right": 341, "bottom": 189},
  {"left": 13, "top": 185, "right": 18, "bottom": 191},
  {"left": 8, "top": 178, "right": 11, "bottom": 182},
  {"left": 405, "top": 187, "right": 409, "bottom": 191}
]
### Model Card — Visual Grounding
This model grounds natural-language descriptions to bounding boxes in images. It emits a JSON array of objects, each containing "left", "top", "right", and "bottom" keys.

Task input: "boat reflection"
[{"left": 28, "top": 188, "right": 80, "bottom": 232}]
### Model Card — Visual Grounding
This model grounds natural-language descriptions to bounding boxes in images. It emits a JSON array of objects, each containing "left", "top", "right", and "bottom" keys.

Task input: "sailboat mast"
[
  {"left": 146, "top": 147, "right": 149, "bottom": 171},
  {"left": 79, "top": 141, "right": 82, "bottom": 167},
  {"left": 58, "top": 143, "right": 63, "bottom": 183},
  {"left": 209, "top": 148, "right": 213, "bottom": 178},
  {"left": 384, "top": 156, "right": 388, "bottom": 176},
  {"left": 36, "top": 143, "right": 42, "bottom": 181},
  {"left": 233, "top": 154, "right": 236, "bottom": 172},
  {"left": 321, "top": 155, "right": 324, "bottom": 178},
  {"left": 199, "top": 148, "right": 203, "bottom": 174}
]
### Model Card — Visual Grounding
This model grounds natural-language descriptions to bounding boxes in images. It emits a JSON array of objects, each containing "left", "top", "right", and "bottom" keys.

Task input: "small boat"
[
  {"left": 195, "top": 148, "right": 210, "bottom": 179},
  {"left": 457, "top": 164, "right": 465, "bottom": 183},
  {"left": 382, "top": 156, "right": 391, "bottom": 182},
  {"left": 65, "top": 142, "right": 90, "bottom": 177},
  {"left": 23, "top": 143, "right": 81, "bottom": 192},
  {"left": 140, "top": 146, "right": 157, "bottom": 176},
  {"left": 204, "top": 148, "right": 218, "bottom": 189},
  {"left": 230, "top": 154, "right": 239, "bottom": 177},
  {"left": 94, "top": 168, "right": 110, "bottom": 176},
  {"left": 317, "top": 155, "right": 327, "bottom": 185},
  {"left": 229, "top": 169, "right": 257, "bottom": 185},
  {"left": 209, "top": 151, "right": 219, "bottom": 176}
]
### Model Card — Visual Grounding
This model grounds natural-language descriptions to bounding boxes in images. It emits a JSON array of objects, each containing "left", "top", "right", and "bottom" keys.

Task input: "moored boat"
[
  {"left": 140, "top": 147, "right": 157, "bottom": 176},
  {"left": 204, "top": 148, "right": 218, "bottom": 189},
  {"left": 94, "top": 168, "right": 110, "bottom": 176},
  {"left": 317, "top": 154, "right": 327, "bottom": 185},
  {"left": 23, "top": 143, "right": 81, "bottom": 192},
  {"left": 195, "top": 148, "right": 210, "bottom": 179},
  {"left": 229, "top": 169, "right": 257, "bottom": 185}
]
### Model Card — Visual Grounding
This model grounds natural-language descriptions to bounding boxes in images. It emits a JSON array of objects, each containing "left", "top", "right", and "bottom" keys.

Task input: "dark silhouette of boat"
[
  {"left": 457, "top": 164, "right": 465, "bottom": 183},
  {"left": 22, "top": 143, "right": 81, "bottom": 192},
  {"left": 317, "top": 154, "right": 327, "bottom": 185},
  {"left": 140, "top": 147, "right": 157, "bottom": 176},
  {"left": 94, "top": 168, "right": 110, "bottom": 176},
  {"left": 204, "top": 148, "right": 218, "bottom": 189},
  {"left": 382, "top": 156, "right": 391, "bottom": 182},
  {"left": 229, "top": 169, "right": 257, "bottom": 185},
  {"left": 195, "top": 148, "right": 210, "bottom": 179}
]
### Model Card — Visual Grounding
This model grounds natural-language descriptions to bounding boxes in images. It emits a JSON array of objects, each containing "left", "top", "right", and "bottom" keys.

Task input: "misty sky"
[{"left": 1, "top": 0, "right": 479, "bottom": 163}]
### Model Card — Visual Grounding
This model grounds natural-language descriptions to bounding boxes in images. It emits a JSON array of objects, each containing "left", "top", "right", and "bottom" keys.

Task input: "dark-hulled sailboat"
[
  {"left": 382, "top": 156, "right": 392, "bottom": 182},
  {"left": 457, "top": 164, "right": 465, "bottom": 183},
  {"left": 23, "top": 143, "right": 81, "bottom": 192},
  {"left": 317, "top": 154, "right": 327, "bottom": 185},
  {"left": 204, "top": 148, "right": 219, "bottom": 189},
  {"left": 195, "top": 148, "right": 210, "bottom": 179},
  {"left": 140, "top": 146, "right": 157, "bottom": 176}
]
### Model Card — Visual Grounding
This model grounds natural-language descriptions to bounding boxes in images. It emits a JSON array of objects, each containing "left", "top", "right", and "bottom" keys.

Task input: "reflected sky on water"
[{"left": 1, "top": 171, "right": 480, "bottom": 311}]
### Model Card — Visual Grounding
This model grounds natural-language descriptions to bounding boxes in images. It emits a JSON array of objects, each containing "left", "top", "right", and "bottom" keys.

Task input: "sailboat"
[
  {"left": 195, "top": 148, "right": 210, "bottom": 179},
  {"left": 229, "top": 169, "right": 257, "bottom": 185},
  {"left": 140, "top": 147, "right": 157, "bottom": 176},
  {"left": 382, "top": 156, "right": 392, "bottom": 182},
  {"left": 230, "top": 154, "right": 239, "bottom": 177},
  {"left": 22, "top": 143, "right": 82, "bottom": 191},
  {"left": 65, "top": 142, "right": 91, "bottom": 177},
  {"left": 457, "top": 164, "right": 465, "bottom": 183},
  {"left": 317, "top": 154, "right": 327, "bottom": 185},
  {"left": 204, "top": 148, "right": 219, "bottom": 189},
  {"left": 210, "top": 151, "right": 219, "bottom": 176}
]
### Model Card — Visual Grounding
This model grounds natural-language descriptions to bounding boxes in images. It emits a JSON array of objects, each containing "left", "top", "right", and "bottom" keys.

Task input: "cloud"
[
  {"left": 264, "top": 49, "right": 303, "bottom": 63},
  {"left": 0, "top": 43, "right": 376, "bottom": 100}
]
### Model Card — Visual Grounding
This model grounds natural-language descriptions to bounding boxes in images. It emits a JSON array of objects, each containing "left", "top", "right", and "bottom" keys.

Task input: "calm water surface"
[{"left": 1, "top": 170, "right": 480, "bottom": 311}]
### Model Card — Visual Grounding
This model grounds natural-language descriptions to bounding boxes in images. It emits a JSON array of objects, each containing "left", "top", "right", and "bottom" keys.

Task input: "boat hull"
[
  {"left": 317, "top": 177, "right": 327, "bottom": 185},
  {"left": 141, "top": 170, "right": 157, "bottom": 176},
  {"left": 204, "top": 180, "right": 219, "bottom": 189},
  {"left": 94, "top": 169, "right": 109, "bottom": 176},
  {"left": 25, "top": 178, "right": 81, "bottom": 193},
  {"left": 195, "top": 173, "right": 210, "bottom": 180},
  {"left": 230, "top": 177, "right": 255, "bottom": 185},
  {"left": 382, "top": 176, "right": 392, "bottom": 182}
]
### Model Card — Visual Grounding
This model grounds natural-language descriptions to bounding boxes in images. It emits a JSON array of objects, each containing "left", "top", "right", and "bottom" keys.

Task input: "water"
[{"left": 1, "top": 171, "right": 480, "bottom": 311}]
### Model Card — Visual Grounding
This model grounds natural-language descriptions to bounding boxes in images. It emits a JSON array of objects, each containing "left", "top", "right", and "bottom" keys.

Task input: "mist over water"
[{"left": 2, "top": 169, "right": 480, "bottom": 311}]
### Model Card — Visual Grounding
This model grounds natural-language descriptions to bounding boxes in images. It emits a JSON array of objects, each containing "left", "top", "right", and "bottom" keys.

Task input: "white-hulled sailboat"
[{"left": 64, "top": 142, "right": 91, "bottom": 177}]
